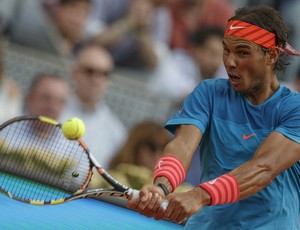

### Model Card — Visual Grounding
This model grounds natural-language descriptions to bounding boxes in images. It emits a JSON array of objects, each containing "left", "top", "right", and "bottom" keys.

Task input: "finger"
[
  {"left": 127, "top": 196, "right": 140, "bottom": 210},
  {"left": 138, "top": 192, "right": 153, "bottom": 210},
  {"left": 156, "top": 199, "right": 169, "bottom": 217},
  {"left": 168, "top": 207, "right": 181, "bottom": 223},
  {"left": 160, "top": 199, "right": 169, "bottom": 210},
  {"left": 154, "top": 199, "right": 169, "bottom": 220},
  {"left": 146, "top": 192, "right": 161, "bottom": 210},
  {"left": 176, "top": 213, "right": 188, "bottom": 225},
  {"left": 143, "top": 193, "right": 164, "bottom": 218},
  {"left": 151, "top": 196, "right": 165, "bottom": 215}
]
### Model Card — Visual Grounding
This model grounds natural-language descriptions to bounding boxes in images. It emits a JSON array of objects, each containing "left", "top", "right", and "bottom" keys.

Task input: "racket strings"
[
  {"left": 0, "top": 119, "right": 91, "bottom": 202},
  {"left": 0, "top": 120, "right": 66, "bottom": 201},
  {"left": 0, "top": 121, "right": 31, "bottom": 183},
  {"left": 23, "top": 121, "right": 70, "bottom": 200},
  {"left": 64, "top": 142, "right": 92, "bottom": 192},
  {"left": 12, "top": 121, "right": 42, "bottom": 200}
]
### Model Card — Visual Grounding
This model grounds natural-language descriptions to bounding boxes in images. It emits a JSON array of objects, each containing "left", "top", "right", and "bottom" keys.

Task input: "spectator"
[
  {"left": 24, "top": 73, "right": 69, "bottom": 120},
  {"left": 0, "top": 0, "right": 91, "bottom": 57},
  {"left": 60, "top": 42, "right": 127, "bottom": 168},
  {"left": 88, "top": 120, "right": 193, "bottom": 191},
  {"left": 276, "top": 0, "right": 300, "bottom": 82},
  {"left": 147, "top": 27, "right": 226, "bottom": 104},
  {"left": 169, "top": 0, "right": 234, "bottom": 50},
  {"left": 87, "top": 0, "right": 172, "bottom": 70},
  {"left": 0, "top": 27, "right": 22, "bottom": 121},
  {"left": 109, "top": 120, "right": 171, "bottom": 171},
  {"left": 294, "top": 68, "right": 300, "bottom": 92}
]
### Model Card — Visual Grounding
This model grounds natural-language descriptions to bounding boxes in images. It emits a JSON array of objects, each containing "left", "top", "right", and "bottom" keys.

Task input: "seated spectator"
[
  {"left": 0, "top": 0, "right": 91, "bottom": 57},
  {"left": 169, "top": 0, "right": 234, "bottom": 50},
  {"left": 88, "top": 120, "right": 193, "bottom": 191},
  {"left": 24, "top": 73, "right": 70, "bottom": 120},
  {"left": 147, "top": 26, "right": 226, "bottom": 104},
  {"left": 60, "top": 42, "right": 127, "bottom": 168},
  {"left": 87, "top": 0, "right": 172, "bottom": 70},
  {"left": 0, "top": 29, "right": 22, "bottom": 121}
]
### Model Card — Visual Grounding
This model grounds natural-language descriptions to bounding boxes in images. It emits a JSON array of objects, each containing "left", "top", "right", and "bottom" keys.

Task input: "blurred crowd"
[{"left": 0, "top": 0, "right": 300, "bottom": 189}]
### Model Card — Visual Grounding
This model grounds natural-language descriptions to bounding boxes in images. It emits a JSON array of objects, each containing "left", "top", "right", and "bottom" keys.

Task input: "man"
[
  {"left": 0, "top": 0, "right": 91, "bottom": 57},
  {"left": 147, "top": 26, "right": 226, "bottom": 105},
  {"left": 25, "top": 73, "right": 69, "bottom": 120},
  {"left": 0, "top": 28, "right": 22, "bottom": 121},
  {"left": 60, "top": 43, "right": 127, "bottom": 168},
  {"left": 87, "top": 0, "right": 172, "bottom": 70},
  {"left": 128, "top": 5, "right": 300, "bottom": 229}
]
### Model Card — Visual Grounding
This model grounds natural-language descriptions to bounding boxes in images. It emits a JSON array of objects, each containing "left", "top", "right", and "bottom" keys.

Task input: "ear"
[{"left": 266, "top": 47, "right": 280, "bottom": 65}]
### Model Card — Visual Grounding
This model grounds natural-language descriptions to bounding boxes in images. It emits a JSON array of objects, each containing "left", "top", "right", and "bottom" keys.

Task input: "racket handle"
[
  {"left": 127, "top": 189, "right": 169, "bottom": 210},
  {"left": 127, "top": 188, "right": 140, "bottom": 200},
  {"left": 160, "top": 199, "right": 169, "bottom": 210}
]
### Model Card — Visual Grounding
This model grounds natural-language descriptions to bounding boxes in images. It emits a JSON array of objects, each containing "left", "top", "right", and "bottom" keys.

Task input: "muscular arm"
[
  {"left": 157, "top": 128, "right": 300, "bottom": 208},
  {"left": 130, "top": 126, "right": 300, "bottom": 223},
  {"left": 154, "top": 124, "right": 202, "bottom": 192},
  {"left": 160, "top": 127, "right": 300, "bottom": 199},
  {"left": 230, "top": 131, "right": 300, "bottom": 199}
]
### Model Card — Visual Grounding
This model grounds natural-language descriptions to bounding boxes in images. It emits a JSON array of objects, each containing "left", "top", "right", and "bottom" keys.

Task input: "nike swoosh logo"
[
  {"left": 243, "top": 134, "right": 256, "bottom": 140},
  {"left": 230, "top": 25, "right": 246, "bottom": 30},
  {"left": 208, "top": 179, "right": 218, "bottom": 185},
  {"left": 157, "top": 160, "right": 164, "bottom": 169}
]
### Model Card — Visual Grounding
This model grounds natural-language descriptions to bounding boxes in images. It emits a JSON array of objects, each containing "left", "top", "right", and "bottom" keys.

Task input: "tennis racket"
[{"left": 0, "top": 115, "right": 139, "bottom": 205}]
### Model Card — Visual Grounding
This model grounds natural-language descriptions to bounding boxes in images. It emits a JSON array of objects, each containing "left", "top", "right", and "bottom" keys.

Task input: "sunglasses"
[
  {"left": 79, "top": 66, "right": 111, "bottom": 78},
  {"left": 143, "top": 141, "right": 164, "bottom": 153}
]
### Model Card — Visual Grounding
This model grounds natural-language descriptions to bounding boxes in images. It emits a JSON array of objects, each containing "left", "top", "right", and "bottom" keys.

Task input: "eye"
[
  {"left": 223, "top": 46, "right": 230, "bottom": 55},
  {"left": 238, "top": 51, "right": 249, "bottom": 57}
]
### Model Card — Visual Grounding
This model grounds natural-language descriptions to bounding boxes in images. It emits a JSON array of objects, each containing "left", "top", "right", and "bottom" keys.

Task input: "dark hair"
[
  {"left": 189, "top": 27, "right": 224, "bottom": 46},
  {"left": 108, "top": 121, "right": 171, "bottom": 170},
  {"left": 28, "top": 73, "right": 66, "bottom": 93},
  {"left": 229, "top": 5, "right": 290, "bottom": 73},
  {"left": 59, "top": 0, "right": 91, "bottom": 5}
]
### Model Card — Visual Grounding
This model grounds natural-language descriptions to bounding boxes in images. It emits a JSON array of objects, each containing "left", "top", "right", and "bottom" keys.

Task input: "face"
[
  {"left": 193, "top": 36, "right": 224, "bottom": 78},
  {"left": 55, "top": 2, "right": 90, "bottom": 43},
  {"left": 73, "top": 46, "right": 114, "bottom": 103},
  {"left": 222, "top": 35, "right": 272, "bottom": 96},
  {"left": 26, "top": 77, "right": 69, "bottom": 120},
  {"left": 135, "top": 130, "right": 170, "bottom": 170},
  {"left": 136, "top": 135, "right": 167, "bottom": 170}
]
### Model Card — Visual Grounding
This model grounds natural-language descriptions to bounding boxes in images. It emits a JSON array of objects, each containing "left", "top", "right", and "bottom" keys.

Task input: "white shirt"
[
  {"left": 60, "top": 96, "right": 127, "bottom": 168},
  {"left": 147, "top": 49, "right": 227, "bottom": 102},
  {"left": 0, "top": 78, "right": 22, "bottom": 122}
]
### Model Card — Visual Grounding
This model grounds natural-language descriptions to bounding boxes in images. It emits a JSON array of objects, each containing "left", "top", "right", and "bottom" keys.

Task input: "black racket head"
[{"left": 0, "top": 115, "right": 93, "bottom": 204}]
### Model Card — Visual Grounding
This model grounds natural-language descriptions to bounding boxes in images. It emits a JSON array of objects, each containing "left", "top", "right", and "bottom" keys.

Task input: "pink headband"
[{"left": 225, "top": 20, "right": 300, "bottom": 56}]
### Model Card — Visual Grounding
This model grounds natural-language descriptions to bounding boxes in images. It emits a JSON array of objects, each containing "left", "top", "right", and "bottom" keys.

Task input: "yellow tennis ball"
[{"left": 62, "top": 117, "right": 86, "bottom": 140}]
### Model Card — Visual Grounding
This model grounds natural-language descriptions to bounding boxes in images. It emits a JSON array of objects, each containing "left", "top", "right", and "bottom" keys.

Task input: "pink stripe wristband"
[
  {"left": 199, "top": 174, "right": 240, "bottom": 206},
  {"left": 154, "top": 156, "right": 186, "bottom": 191}
]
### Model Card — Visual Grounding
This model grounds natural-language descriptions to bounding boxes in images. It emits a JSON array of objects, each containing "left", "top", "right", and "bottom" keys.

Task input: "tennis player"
[{"left": 128, "top": 5, "right": 300, "bottom": 229}]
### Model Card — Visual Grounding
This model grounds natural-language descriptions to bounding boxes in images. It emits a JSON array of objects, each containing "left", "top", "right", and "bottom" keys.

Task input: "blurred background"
[
  {"left": 1, "top": 0, "right": 300, "bottom": 197},
  {"left": 0, "top": 0, "right": 299, "bottom": 228}
]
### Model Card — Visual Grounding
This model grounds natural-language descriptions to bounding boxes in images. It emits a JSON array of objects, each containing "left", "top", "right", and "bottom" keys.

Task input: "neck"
[
  {"left": 245, "top": 79, "right": 280, "bottom": 105},
  {"left": 76, "top": 93, "right": 99, "bottom": 112}
]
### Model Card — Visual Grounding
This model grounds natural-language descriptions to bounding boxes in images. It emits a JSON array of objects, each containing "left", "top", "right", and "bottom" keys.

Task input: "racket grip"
[
  {"left": 127, "top": 189, "right": 169, "bottom": 211},
  {"left": 127, "top": 188, "right": 140, "bottom": 200},
  {"left": 160, "top": 199, "right": 169, "bottom": 210}
]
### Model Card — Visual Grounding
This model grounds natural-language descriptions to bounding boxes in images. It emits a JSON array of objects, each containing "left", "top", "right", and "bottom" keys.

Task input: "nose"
[{"left": 223, "top": 53, "right": 237, "bottom": 69}]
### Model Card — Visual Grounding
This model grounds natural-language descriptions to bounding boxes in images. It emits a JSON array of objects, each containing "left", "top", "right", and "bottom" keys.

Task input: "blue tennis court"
[{"left": 0, "top": 193, "right": 184, "bottom": 229}]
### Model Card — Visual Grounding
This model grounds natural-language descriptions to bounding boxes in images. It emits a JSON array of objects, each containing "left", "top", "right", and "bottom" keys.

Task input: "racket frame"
[{"left": 0, "top": 115, "right": 139, "bottom": 205}]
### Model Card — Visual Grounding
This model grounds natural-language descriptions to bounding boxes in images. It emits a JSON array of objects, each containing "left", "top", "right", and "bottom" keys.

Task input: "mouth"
[
  {"left": 228, "top": 73, "right": 241, "bottom": 85},
  {"left": 228, "top": 73, "right": 240, "bottom": 80}
]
